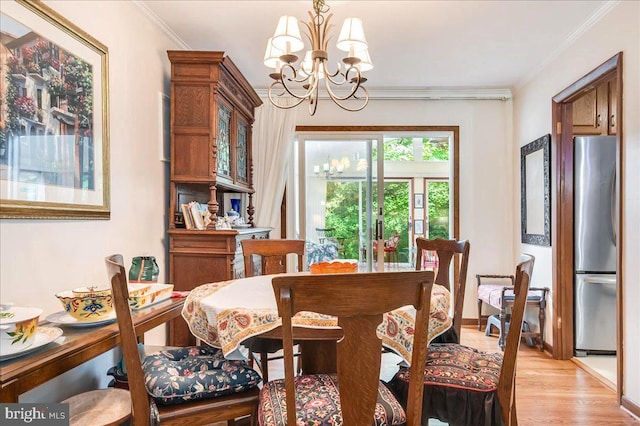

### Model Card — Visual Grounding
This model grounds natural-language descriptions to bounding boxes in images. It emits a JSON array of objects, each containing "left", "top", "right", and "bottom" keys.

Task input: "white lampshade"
[
  {"left": 336, "top": 18, "right": 368, "bottom": 53},
  {"left": 271, "top": 15, "right": 304, "bottom": 53},
  {"left": 263, "top": 37, "right": 283, "bottom": 69},
  {"left": 354, "top": 49, "right": 373, "bottom": 72}
]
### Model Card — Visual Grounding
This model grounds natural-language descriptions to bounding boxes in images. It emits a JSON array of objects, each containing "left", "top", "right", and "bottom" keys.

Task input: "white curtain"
[{"left": 252, "top": 99, "right": 297, "bottom": 236}]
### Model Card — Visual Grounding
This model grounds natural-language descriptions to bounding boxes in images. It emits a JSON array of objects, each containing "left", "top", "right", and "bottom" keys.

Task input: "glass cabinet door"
[
  {"left": 217, "top": 104, "right": 231, "bottom": 177},
  {"left": 237, "top": 120, "right": 248, "bottom": 184}
]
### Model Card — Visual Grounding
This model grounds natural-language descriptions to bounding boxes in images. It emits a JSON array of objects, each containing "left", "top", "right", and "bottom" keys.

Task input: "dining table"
[{"left": 182, "top": 272, "right": 452, "bottom": 374}]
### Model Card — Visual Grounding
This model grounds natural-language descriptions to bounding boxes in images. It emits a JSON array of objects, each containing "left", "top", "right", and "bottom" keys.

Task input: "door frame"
[{"left": 551, "top": 52, "right": 623, "bottom": 400}]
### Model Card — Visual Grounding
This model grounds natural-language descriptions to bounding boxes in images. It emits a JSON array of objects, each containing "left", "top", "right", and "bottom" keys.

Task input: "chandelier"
[
  {"left": 313, "top": 156, "right": 350, "bottom": 179},
  {"left": 264, "top": 0, "right": 372, "bottom": 116}
]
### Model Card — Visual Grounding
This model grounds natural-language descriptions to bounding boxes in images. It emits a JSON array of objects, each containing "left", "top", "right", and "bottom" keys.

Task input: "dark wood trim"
[
  {"left": 614, "top": 58, "right": 624, "bottom": 402},
  {"left": 550, "top": 52, "right": 623, "bottom": 403}
]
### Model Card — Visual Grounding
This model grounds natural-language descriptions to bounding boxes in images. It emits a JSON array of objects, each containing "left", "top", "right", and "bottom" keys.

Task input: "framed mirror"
[{"left": 521, "top": 134, "right": 551, "bottom": 246}]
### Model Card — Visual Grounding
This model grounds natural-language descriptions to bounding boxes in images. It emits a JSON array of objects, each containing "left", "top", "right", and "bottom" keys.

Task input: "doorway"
[{"left": 551, "top": 52, "right": 623, "bottom": 399}]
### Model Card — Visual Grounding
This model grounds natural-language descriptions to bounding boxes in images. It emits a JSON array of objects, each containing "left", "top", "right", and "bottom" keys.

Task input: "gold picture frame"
[{"left": 0, "top": 0, "right": 110, "bottom": 219}]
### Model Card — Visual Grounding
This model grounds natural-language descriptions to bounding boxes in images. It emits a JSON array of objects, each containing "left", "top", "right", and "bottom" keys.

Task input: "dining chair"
[
  {"left": 258, "top": 270, "right": 435, "bottom": 426},
  {"left": 240, "top": 239, "right": 305, "bottom": 382},
  {"left": 415, "top": 237, "right": 471, "bottom": 343},
  {"left": 389, "top": 254, "right": 534, "bottom": 426},
  {"left": 105, "top": 254, "right": 261, "bottom": 426}
]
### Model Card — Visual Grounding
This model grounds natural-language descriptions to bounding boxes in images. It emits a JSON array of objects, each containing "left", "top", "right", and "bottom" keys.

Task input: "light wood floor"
[{"left": 223, "top": 325, "right": 639, "bottom": 425}]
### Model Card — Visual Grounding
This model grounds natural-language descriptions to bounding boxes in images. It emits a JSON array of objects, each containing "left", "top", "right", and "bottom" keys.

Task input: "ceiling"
[{"left": 138, "top": 0, "right": 611, "bottom": 94}]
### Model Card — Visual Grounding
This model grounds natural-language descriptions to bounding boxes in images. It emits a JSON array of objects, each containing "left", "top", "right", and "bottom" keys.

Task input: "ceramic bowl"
[
  {"left": 55, "top": 290, "right": 114, "bottom": 322},
  {"left": 127, "top": 283, "right": 152, "bottom": 298},
  {"left": 0, "top": 306, "right": 43, "bottom": 352},
  {"left": 72, "top": 285, "right": 111, "bottom": 296}
]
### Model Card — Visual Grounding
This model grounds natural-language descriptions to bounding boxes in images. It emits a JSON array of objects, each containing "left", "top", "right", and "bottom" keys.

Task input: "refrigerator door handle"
[
  {"left": 611, "top": 168, "right": 617, "bottom": 247},
  {"left": 583, "top": 277, "right": 616, "bottom": 285}
]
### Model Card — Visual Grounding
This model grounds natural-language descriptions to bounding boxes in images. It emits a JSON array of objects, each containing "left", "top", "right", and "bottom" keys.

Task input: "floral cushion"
[
  {"left": 306, "top": 240, "right": 339, "bottom": 265},
  {"left": 394, "top": 343, "right": 502, "bottom": 392},
  {"left": 258, "top": 373, "right": 406, "bottom": 426},
  {"left": 143, "top": 345, "right": 261, "bottom": 405}
]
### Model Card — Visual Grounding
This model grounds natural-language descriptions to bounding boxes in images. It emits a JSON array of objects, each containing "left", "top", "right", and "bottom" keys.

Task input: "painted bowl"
[
  {"left": 0, "top": 306, "right": 43, "bottom": 352},
  {"left": 55, "top": 290, "right": 114, "bottom": 322},
  {"left": 72, "top": 285, "right": 111, "bottom": 297}
]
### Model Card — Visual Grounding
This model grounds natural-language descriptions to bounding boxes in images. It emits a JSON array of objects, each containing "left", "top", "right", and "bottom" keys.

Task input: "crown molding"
[
  {"left": 515, "top": 0, "right": 620, "bottom": 90},
  {"left": 132, "top": 0, "right": 191, "bottom": 50},
  {"left": 255, "top": 87, "right": 512, "bottom": 101}
]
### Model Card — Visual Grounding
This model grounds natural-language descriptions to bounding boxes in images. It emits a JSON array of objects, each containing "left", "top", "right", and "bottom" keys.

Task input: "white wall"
[
  {"left": 0, "top": 0, "right": 180, "bottom": 401},
  {"left": 295, "top": 98, "right": 516, "bottom": 319},
  {"left": 512, "top": 0, "right": 640, "bottom": 407}
]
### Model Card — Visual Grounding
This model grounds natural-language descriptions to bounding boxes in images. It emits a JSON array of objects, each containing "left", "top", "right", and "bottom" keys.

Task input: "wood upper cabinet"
[
  {"left": 608, "top": 78, "right": 617, "bottom": 135},
  {"left": 572, "top": 76, "right": 616, "bottom": 136},
  {"left": 167, "top": 50, "right": 263, "bottom": 225}
]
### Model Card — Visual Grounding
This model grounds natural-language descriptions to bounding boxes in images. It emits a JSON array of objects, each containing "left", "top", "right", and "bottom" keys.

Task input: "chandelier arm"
[
  {"left": 267, "top": 82, "right": 307, "bottom": 109},
  {"left": 321, "top": 61, "right": 360, "bottom": 98},
  {"left": 323, "top": 74, "right": 369, "bottom": 111},
  {"left": 278, "top": 63, "right": 318, "bottom": 100}
]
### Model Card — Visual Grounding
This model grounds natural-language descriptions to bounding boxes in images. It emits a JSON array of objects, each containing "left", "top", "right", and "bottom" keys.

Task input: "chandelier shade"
[
  {"left": 336, "top": 18, "right": 368, "bottom": 53},
  {"left": 271, "top": 16, "right": 304, "bottom": 53},
  {"left": 264, "top": 0, "right": 372, "bottom": 116}
]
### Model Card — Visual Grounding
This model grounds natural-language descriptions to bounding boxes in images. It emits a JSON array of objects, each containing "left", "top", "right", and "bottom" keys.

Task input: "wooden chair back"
[
  {"left": 241, "top": 239, "right": 305, "bottom": 277},
  {"left": 415, "top": 238, "right": 470, "bottom": 338},
  {"left": 272, "top": 270, "right": 434, "bottom": 426},
  {"left": 107, "top": 254, "right": 260, "bottom": 425},
  {"left": 105, "top": 254, "right": 151, "bottom": 425},
  {"left": 497, "top": 253, "right": 535, "bottom": 425}
]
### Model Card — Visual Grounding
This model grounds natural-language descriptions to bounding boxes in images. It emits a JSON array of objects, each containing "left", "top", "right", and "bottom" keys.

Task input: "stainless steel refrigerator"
[{"left": 574, "top": 135, "right": 617, "bottom": 356}]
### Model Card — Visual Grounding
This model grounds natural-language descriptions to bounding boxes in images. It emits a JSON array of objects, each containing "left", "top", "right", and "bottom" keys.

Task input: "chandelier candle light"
[{"left": 264, "top": 0, "right": 372, "bottom": 115}]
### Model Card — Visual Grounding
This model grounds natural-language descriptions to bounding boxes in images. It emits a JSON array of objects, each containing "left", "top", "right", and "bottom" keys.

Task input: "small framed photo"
[
  {"left": 414, "top": 193, "right": 424, "bottom": 209},
  {"left": 414, "top": 219, "right": 424, "bottom": 235}
]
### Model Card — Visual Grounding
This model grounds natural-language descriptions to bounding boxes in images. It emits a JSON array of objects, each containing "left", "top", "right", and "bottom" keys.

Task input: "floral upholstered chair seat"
[
  {"left": 388, "top": 343, "right": 505, "bottom": 426},
  {"left": 143, "top": 345, "right": 261, "bottom": 405},
  {"left": 259, "top": 373, "right": 406, "bottom": 426}
]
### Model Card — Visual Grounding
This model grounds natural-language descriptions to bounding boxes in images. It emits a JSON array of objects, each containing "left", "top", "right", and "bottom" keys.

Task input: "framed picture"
[
  {"left": 414, "top": 193, "right": 424, "bottom": 209},
  {"left": 0, "top": 0, "right": 110, "bottom": 219},
  {"left": 521, "top": 134, "right": 551, "bottom": 246},
  {"left": 413, "top": 219, "right": 424, "bottom": 235}
]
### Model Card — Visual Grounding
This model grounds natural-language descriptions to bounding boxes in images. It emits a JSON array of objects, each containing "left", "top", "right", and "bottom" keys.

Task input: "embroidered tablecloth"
[{"left": 182, "top": 274, "right": 451, "bottom": 365}]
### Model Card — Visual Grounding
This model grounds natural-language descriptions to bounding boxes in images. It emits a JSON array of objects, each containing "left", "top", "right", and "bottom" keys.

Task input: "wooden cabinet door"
[
  {"left": 572, "top": 86, "right": 608, "bottom": 135},
  {"left": 608, "top": 79, "right": 617, "bottom": 135}
]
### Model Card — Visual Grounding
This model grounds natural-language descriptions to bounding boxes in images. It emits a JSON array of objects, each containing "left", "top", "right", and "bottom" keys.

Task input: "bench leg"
[
  {"left": 477, "top": 299, "right": 483, "bottom": 331},
  {"left": 538, "top": 302, "right": 546, "bottom": 351},
  {"left": 499, "top": 308, "right": 507, "bottom": 351}
]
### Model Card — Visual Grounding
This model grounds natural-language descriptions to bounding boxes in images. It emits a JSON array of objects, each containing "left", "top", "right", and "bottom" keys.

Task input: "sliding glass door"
[
  {"left": 299, "top": 136, "right": 384, "bottom": 271},
  {"left": 297, "top": 131, "right": 455, "bottom": 271}
]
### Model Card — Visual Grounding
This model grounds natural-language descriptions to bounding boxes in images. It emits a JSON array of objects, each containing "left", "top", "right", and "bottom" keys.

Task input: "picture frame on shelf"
[
  {"left": 414, "top": 193, "right": 424, "bottom": 209},
  {"left": 0, "top": 0, "right": 110, "bottom": 219}
]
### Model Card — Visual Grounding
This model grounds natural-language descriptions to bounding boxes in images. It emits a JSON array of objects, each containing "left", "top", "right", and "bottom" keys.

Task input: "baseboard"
[
  {"left": 461, "top": 317, "right": 482, "bottom": 327},
  {"left": 621, "top": 396, "right": 640, "bottom": 420},
  {"left": 571, "top": 357, "right": 616, "bottom": 391}
]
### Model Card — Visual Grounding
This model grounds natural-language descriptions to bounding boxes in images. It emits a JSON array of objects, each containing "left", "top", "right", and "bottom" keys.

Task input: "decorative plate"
[
  {"left": 0, "top": 327, "right": 63, "bottom": 361},
  {"left": 45, "top": 310, "right": 116, "bottom": 328}
]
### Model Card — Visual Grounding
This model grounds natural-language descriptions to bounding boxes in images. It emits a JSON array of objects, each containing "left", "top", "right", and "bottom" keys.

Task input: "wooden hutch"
[{"left": 167, "top": 51, "right": 270, "bottom": 346}]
